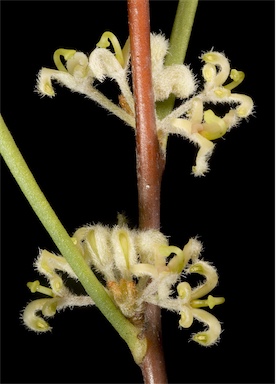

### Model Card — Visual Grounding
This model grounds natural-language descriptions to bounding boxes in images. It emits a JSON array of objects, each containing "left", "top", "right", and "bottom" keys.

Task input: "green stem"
[
  {"left": 156, "top": 0, "right": 198, "bottom": 119},
  {"left": 0, "top": 114, "right": 146, "bottom": 364}
]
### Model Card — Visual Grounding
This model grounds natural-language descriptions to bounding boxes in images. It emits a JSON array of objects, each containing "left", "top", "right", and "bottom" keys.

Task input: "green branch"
[
  {"left": 156, "top": 0, "right": 198, "bottom": 119},
  {"left": 0, "top": 114, "right": 146, "bottom": 364}
]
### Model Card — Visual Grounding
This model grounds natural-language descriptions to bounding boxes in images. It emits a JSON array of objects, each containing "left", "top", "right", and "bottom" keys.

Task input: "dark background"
[{"left": 1, "top": 1, "right": 274, "bottom": 383}]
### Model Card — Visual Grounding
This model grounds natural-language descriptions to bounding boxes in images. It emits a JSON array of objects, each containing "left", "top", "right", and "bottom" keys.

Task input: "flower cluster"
[
  {"left": 23, "top": 223, "right": 225, "bottom": 346},
  {"left": 36, "top": 32, "right": 253, "bottom": 176}
]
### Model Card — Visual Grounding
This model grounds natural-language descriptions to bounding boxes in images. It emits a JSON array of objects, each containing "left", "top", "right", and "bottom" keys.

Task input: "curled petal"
[
  {"left": 36, "top": 249, "right": 77, "bottom": 279},
  {"left": 130, "top": 263, "right": 158, "bottom": 278},
  {"left": 189, "top": 261, "right": 218, "bottom": 300},
  {"left": 201, "top": 51, "right": 230, "bottom": 87},
  {"left": 89, "top": 47, "right": 124, "bottom": 81},
  {"left": 35, "top": 250, "right": 77, "bottom": 296},
  {"left": 191, "top": 308, "right": 222, "bottom": 346},
  {"left": 135, "top": 229, "right": 168, "bottom": 264},
  {"left": 165, "top": 237, "right": 202, "bottom": 273},
  {"left": 36, "top": 68, "right": 57, "bottom": 97},
  {"left": 170, "top": 117, "right": 193, "bottom": 135},
  {"left": 171, "top": 118, "right": 215, "bottom": 176},
  {"left": 22, "top": 298, "right": 57, "bottom": 332},
  {"left": 190, "top": 97, "right": 204, "bottom": 123},
  {"left": 191, "top": 133, "right": 214, "bottom": 176},
  {"left": 230, "top": 93, "right": 254, "bottom": 118},
  {"left": 22, "top": 295, "right": 94, "bottom": 333},
  {"left": 153, "top": 65, "right": 196, "bottom": 101},
  {"left": 179, "top": 306, "right": 194, "bottom": 328},
  {"left": 89, "top": 48, "right": 134, "bottom": 113},
  {"left": 161, "top": 245, "right": 186, "bottom": 273},
  {"left": 202, "top": 63, "right": 216, "bottom": 83},
  {"left": 150, "top": 33, "right": 169, "bottom": 72},
  {"left": 185, "top": 237, "right": 203, "bottom": 262},
  {"left": 36, "top": 58, "right": 135, "bottom": 127},
  {"left": 36, "top": 67, "right": 77, "bottom": 97},
  {"left": 85, "top": 225, "right": 112, "bottom": 264},
  {"left": 111, "top": 226, "right": 137, "bottom": 279},
  {"left": 80, "top": 225, "right": 115, "bottom": 281},
  {"left": 222, "top": 109, "right": 239, "bottom": 129},
  {"left": 177, "top": 282, "right": 192, "bottom": 302},
  {"left": 213, "top": 86, "right": 231, "bottom": 99}
]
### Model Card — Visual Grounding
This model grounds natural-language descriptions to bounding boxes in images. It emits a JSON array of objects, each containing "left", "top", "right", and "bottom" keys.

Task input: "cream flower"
[
  {"left": 23, "top": 223, "right": 225, "bottom": 346},
  {"left": 22, "top": 249, "right": 94, "bottom": 332},
  {"left": 163, "top": 51, "right": 254, "bottom": 175},
  {"left": 36, "top": 34, "right": 254, "bottom": 177}
]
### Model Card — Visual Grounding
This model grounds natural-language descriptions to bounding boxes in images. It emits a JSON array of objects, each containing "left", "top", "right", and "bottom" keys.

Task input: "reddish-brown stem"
[
  {"left": 127, "top": 0, "right": 167, "bottom": 383},
  {"left": 127, "top": 0, "right": 165, "bottom": 230}
]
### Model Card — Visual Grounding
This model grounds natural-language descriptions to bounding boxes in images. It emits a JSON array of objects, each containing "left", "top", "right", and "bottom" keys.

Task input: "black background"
[{"left": 1, "top": 1, "right": 275, "bottom": 383}]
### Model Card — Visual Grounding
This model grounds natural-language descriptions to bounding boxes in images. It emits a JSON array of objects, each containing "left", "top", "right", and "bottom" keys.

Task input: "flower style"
[
  {"left": 36, "top": 32, "right": 254, "bottom": 176},
  {"left": 23, "top": 222, "right": 225, "bottom": 346}
]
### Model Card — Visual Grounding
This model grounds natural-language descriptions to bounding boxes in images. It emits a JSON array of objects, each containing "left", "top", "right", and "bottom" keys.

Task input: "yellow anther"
[
  {"left": 27, "top": 280, "right": 54, "bottom": 297},
  {"left": 189, "top": 263, "right": 204, "bottom": 274},
  {"left": 53, "top": 48, "right": 77, "bottom": 72},
  {"left": 191, "top": 308, "right": 222, "bottom": 346},
  {"left": 193, "top": 333, "right": 208, "bottom": 344},
  {"left": 51, "top": 277, "right": 63, "bottom": 293},
  {"left": 214, "top": 87, "right": 231, "bottom": 98},
  {"left": 40, "top": 259, "right": 52, "bottom": 274},
  {"left": 36, "top": 318, "right": 49, "bottom": 331},
  {"left": 203, "top": 53, "right": 217, "bottom": 63},
  {"left": 224, "top": 69, "right": 245, "bottom": 90},
  {"left": 202, "top": 52, "right": 229, "bottom": 68},
  {"left": 44, "top": 82, "right": 55, "bottom": 97},
  {"left": 96, "top": 31, "right": 124, "bottom": 67},
  {"left": 202, "top": 63, "right": 216, "bottom": 82}
]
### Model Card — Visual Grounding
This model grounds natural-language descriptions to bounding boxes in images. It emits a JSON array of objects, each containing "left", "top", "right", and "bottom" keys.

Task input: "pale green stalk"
[
  {"left": 0, "top": 114, "right": 146, "bottom": 364},
  {"left": 156, "top": 0, "right": 198, "bottom": 119}
]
